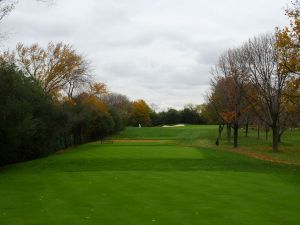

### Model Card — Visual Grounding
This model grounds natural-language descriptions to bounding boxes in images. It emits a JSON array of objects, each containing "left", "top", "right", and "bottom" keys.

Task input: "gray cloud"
[{"left": 1, "top": 0, "right": 289, "bottom": 109}]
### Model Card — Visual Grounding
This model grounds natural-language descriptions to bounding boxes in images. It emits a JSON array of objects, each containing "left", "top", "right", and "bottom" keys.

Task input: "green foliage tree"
[
  {"left": 0, "top": 56, "right": 128, "bottom": 165},
  {"left": 0, "top": 63, "right": 64, "bottom": 165},
  {"left": 150, "top": 106, "right": 206, "bottom": 126}
]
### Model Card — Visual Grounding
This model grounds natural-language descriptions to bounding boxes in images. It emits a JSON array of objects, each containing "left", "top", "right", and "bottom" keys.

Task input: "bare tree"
[
  {"left": 244, "top": 34, "right": 292, "bottom": 152},
  {"left": 0, "top": 0, "right": 52, "bottom": 22},
  {"left": 0, "top": 0, "right": 53, "bottom": 43},
  {"left": 0, "top": 0, "right": 15, "bottom": 22},
  {"left": 210, "top": 47, "right": 250, "bottom": 147},
  {"left": 101, "top": 93, "right": 132, "bottom": 113}
]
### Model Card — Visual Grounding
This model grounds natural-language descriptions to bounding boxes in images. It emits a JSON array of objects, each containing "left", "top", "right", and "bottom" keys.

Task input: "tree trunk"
[
  {"left": 79, "top": 130, "right": 83, "bottom": 145},
  {"left": 73, "top": 127, "right": 82, "bottom": 145},
  {"left": 278, "top": 129, "right": 282, "bottom": 143},
  {"left": 218, "top": 124, "right": 224, "bottom": 140},
  {"left": 257, "top": 126, "right": 260, "bottom": 139},
  {"left": 73, "top": 132, "right": 77, "bottom": 145},
  {"left": 226, "top": 124, "right": 231, "bottom": 143},
  {"left": 265, "top": 129, "right": 269, "bottom": 141},
  {"left": 245, "top": 123, "right": 249, "bottom": 137},
  {"left": 272, "top": 126, "right": 279, "bottom": 152},
  {"left": 64, "top": 136, "right": 68, "bottom": 148},
  {"left": 233, "top": 123, "right": 239, "bottom": 148}
]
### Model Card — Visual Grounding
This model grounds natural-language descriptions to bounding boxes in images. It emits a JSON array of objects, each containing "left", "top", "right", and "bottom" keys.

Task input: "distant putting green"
[{"left": 0, "top": 126, "right": 299, "bottom": 225}]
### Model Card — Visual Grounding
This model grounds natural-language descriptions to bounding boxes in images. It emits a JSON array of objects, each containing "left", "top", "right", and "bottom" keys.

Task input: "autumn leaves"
[
  {"left": 1, "top": 42, "right": 91, "bottom": 98},
  {"left": 206, "top": 1, "right": 300, "bottom": 152}
]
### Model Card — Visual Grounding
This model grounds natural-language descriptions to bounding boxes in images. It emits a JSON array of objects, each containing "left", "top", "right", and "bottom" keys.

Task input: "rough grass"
[
  {"left": 0, "top": 125, "right": 299, "bottom": 225},
  {"left": 220, "top": 127, "right": 300, "bottom": 165}
]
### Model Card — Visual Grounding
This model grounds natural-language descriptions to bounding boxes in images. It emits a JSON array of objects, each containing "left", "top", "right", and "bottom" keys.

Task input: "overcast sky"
[{"left": 1, "top": 0, "right": 289, "bottom": 110}]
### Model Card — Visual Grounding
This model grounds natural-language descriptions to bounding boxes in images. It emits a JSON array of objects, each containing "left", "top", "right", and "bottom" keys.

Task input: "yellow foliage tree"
[
  {"left": 1, "top": 42, "right": 91, "bottom": 98},
  {"left": 130, "top": 99, "right": 151, "bottom": 126},
  {"left": 81, "top": 93, "right": 108, "bottom": 116},
  {"left": 89, "top": 82, "right": 108, "bottom": 97},
  {"left": 276, "top": 0, "right": 300, "bottom": 111}
]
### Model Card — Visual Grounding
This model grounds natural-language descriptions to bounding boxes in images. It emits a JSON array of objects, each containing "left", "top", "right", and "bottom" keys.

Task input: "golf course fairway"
[{"left": 0, "top": 126, "right": 299, "bottom": 225}]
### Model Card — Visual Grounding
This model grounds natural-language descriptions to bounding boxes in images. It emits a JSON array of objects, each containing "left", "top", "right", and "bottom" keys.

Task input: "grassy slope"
[
  {"left": 114, "top": 125, "right": 217, "bottom": 141},
  {"left": 116, "top": 126, "right": 300, "bottom": 165},
  {"left": 0, "top": 126, "right": 299, "bottom": 225}
]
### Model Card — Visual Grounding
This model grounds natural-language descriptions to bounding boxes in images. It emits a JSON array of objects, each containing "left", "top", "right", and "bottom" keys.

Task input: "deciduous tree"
[
  {"left": 244, "top": 34, "right": 292, "bottom": 152},
  {"left": 130, "top": 99, "right": 151, "bottom": 126},
  {"left": 276, "top": 0, "right": 300, "bottom": 112},
  {"left": 1, "top": 42, "right": 91, "bottom": 98},
  {"left": 0, "top": 0, "right": 15, "bottom": 21},
  {"left": 210, "top": 47, "right": 249, "bottom": 147}
]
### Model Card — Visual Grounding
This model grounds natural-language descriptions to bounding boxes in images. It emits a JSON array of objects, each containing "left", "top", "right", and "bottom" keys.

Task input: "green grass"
[
  {"left": 114, "top": 125, "right": 217, "bottom": 140},
  {"left": 219, "top": 127, "right": 300, "bottom": 165},
  {"left": 115, "top": 126, "right": 300, "bottom": 164},
  {"left": 0, "top": 126, "right": 299, "bottom": 225}
]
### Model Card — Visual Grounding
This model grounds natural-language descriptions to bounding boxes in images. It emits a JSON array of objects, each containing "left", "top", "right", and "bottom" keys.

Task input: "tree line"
[
  {"left": 0, "top": 42, "right": 128, "bottom": 165},
  {"left": 150, "top": 106, "right": 206, "bottom": 126},
  {"left": 119, "top": 99, "right": 207, "bottom": 127},
  {"left": 0, "top": 41, "right": 207, "bottom": 166},
  {"left": 203, "top": 1, "right": 300, "bottom": 152},
  {"left": 0, "top": 42, "right": 166, "bottom": 165}
]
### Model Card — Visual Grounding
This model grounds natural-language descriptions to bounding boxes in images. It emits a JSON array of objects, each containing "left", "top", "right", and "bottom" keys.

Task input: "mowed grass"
[
  {"left": 0, "top": 126, "right": 300, "bottom": 225},
  {"left": 114, "top": 125, "right": 217, "bottom": 141},
  {"left": 115, "top": 126, "right": 300, "bottom": 164}
]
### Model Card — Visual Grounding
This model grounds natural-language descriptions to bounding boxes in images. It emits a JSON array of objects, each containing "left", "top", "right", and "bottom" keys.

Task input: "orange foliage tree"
[
  {"left": 210, "top": 47, "right": 250, "bottom": 147},
  {"left": 130, "top": 99, "right": 152, "bottom": 126},
  {"left": 276, "top": 0, "right": 300, "bottom": 113}
]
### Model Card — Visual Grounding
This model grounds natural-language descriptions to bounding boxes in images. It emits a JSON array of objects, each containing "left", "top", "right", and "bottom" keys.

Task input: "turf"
[
  {"left": 0, "top": 126, "right": 299, "bottom": 225},
  {"left": 114, "top": 125, "right": 217, "bottom": 141}
]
